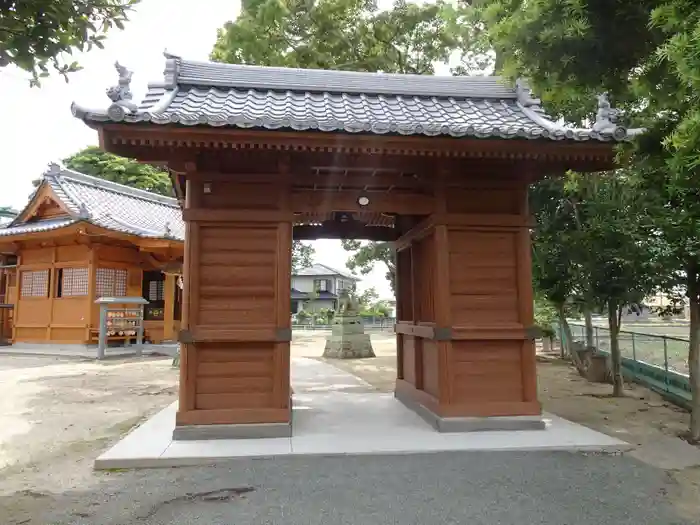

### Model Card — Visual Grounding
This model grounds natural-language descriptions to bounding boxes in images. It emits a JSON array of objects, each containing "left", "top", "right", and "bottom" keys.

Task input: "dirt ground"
[
  {"left": 0, "top": 333, "right": 698, "bottom": 522},
  {"left": 0, "top": 355, "right": 178, "bottom": 495}
]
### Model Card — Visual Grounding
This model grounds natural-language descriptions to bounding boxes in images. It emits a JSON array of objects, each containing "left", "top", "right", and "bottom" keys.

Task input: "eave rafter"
[{"left": 98, "top": 125, "right": 618, "bottom": 169}]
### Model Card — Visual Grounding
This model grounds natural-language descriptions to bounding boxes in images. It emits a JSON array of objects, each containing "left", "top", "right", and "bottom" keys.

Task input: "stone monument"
[{"left": 323, "top": 289, "right": 375, "bottom": 359}]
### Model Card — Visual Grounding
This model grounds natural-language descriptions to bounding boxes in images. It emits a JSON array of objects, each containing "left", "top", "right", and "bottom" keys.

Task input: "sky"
[{"left": 0, "top": 0, "right": 394, "bottom": 299}]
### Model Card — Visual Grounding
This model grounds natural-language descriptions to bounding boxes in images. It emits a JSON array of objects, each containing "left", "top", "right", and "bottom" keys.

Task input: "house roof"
[
  {"left": 291, "top": 288, "right": 338, "bottom": 300},
  {"left": 71, "top": 54, "right": 642, "bottom": 142},
  {"left": 0, "top": 164, "right": 184, "bottom": 241},
  {"left": 293, "top": 263, "right": 359, "bottom": 281}
]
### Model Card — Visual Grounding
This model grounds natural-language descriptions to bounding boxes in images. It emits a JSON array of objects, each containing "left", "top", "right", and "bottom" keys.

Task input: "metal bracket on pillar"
[
  {"left": 433, "top": 327, "right": 453, "bottom": 341},
  {"left": 525, "top": 326, "right": 544, "bottom": 340},
  {"left": 178, "top": 329, "right": 194, "bottom": 344},
  {"left": 276, "top": 328, "right": 292, "bottom": 342}
]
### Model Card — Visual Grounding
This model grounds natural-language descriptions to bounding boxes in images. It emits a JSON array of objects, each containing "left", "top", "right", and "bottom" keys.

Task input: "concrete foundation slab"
[
  {"left": 395, "top": 386, "right": 546, "bottom": 432},
  {"left": 94, "top": 358, "right": 631, "bottom": 469},
  {"left": 1, "top": 342, "right": 178, "bottom": 359}
]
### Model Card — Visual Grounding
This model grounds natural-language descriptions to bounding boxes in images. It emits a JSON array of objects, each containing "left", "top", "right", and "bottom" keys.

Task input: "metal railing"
[
  {"left": 568, "top": 323, "right": 691, "bottom": 408},
  {"left": 292, "top": 317, "right": 396, "bottom": 331}
]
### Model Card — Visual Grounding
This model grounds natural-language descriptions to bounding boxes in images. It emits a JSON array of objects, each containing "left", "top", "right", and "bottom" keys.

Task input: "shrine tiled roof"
[
  {"left": 0, "top": 165, "right": 184, "bottom": 240},
  {"left": 71, "top": 54, "right": 643, "bottom": 142}
]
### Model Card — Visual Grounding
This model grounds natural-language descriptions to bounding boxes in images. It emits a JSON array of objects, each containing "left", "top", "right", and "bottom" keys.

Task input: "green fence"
[{"left": 564, "top": 323, "right": 692, "bottom": 409}]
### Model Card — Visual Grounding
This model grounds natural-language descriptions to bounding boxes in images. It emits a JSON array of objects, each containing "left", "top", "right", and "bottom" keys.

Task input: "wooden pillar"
[
  {"left": 174, "top": 165, "right": 293, "bottom": 440},
  {"left": 46, "top": 247, "right": 57, "bottom": 341},
  {"left": 85, "top": 247, "right": 97, "bottom": 343},
  {"left": 516, "top": 185, "right": 539, "bottom": 403},
  {"left": 163, "top": 273, "right": 176, "bottom": 341},
  {"left": 394, "top": 174, "right": 543, "bottom": 431}
]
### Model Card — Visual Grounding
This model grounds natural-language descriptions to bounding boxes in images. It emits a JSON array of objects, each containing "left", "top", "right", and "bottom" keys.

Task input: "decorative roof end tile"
[
  {"left": 46, "top": 162, "right": 62, "bottom": 175},
  {"left": 592, "top": 92, "right": 626, "bottom": 137},
  {"left": 163, "top": 50, "right": 181, "bottom": 88},
  {"left": 105, "top": 61, "right": 138, "bottom": 121},
  {"left": 78, "top": 202, "right": 91, "bottom": 220},
  {"left": 515, "top": 78, "right": 542, "bottom": 110}
]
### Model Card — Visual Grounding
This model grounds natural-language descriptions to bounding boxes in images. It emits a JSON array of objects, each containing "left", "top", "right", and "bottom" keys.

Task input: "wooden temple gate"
[{"left": 72, "top": 56, "right": 632, "bottom": 438}]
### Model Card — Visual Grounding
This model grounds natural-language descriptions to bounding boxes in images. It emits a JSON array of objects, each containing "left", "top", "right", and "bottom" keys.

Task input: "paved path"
[{"left": 12, "top": 452, "right": 693, "bottom": 524}]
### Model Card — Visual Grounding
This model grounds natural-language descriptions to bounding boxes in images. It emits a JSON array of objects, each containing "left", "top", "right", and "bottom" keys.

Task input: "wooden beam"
[
  {"left": 434, "top": 213, "right": 533, "bottom": 228},
  {"left": 188, "top": 171, "right": 431, "bottom": 189},
  {"left": 291, "top": 191, "right": 433, "bottom": 215},
  {"left": 101, "top": 125, "right": 618, "bottom": 165},
  {"left": 293, "top": 223, "right": 398, "bottom": 241},
  {"left": 394, "top": 215, "right": 436, "bottom": 252},
  {"left": 183, "top": 209, "right": 294, "bottom": 223}
]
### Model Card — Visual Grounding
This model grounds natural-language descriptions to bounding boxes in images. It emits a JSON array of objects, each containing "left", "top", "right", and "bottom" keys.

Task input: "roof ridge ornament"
[
  {"left": 105, "top": 61, "right": 138, "bottom": 121},
  {"left": 46, "top": 162, "right": 62, "bottom": 175},
  {"left": 515, "top": 78, "right": 542, "bottom": 111},
  {"left": 77, "top": 202, "right": 91, "bottom": 220},
  {"left": 592, "top": 92, "right": 626, "bottom": 139},
  {"left": 163, "top": 49, "right": 181, "bottom": 89}
]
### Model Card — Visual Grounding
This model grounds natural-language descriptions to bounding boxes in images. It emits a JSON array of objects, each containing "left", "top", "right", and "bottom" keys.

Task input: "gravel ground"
[{"left": 2, "top": 451, "right": 692, "bottom": 525}]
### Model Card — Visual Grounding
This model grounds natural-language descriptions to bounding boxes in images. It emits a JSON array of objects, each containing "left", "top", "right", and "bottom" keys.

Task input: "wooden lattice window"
[
  {"left": 148, "top": 280, "right": 164, "bottom": 301},
  {"left": 21, "top": 270, "right": 49, "bottom": 297},
  {"left": 57, "top": 267, "right": 89, "bottom": 297},
  {"left": 96, "top": 268, "right": 128, "bottom": 298}
]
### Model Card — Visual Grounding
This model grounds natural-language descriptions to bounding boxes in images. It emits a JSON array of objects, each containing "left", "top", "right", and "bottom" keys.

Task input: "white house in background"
[{"left": 291, "top": 263, "right": 360, "bottom": 313}]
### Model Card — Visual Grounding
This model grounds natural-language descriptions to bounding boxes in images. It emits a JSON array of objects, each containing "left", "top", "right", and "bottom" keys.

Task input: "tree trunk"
[
  {"left": 584, "top": 308, "right": 595, "bottom": 349},
  {"left": 608, "top": 299, "right": 624, "bottom": 397},
  {"left": 688, "top": 275, "right": 700, "bottom": 443},
  {"left": 558, "top": 303, "right": 583, "bottom": 369}
]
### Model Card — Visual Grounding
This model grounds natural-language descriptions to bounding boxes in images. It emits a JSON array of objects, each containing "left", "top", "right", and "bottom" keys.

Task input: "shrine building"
[{"left": 70, "top": 54, "right": 637, "bottom": 438}]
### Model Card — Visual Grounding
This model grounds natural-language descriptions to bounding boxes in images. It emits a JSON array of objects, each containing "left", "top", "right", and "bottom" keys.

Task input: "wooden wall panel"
[
  {"left": 51, "top": 299, "right": 89, "bottom": 325},
  {"left": 402, "top": 335, "right": 416, "bottom": 385},
  {"left": 448, "top": 230, "right": 519, "bottom": 326},
  {"left": 196, "top": 225, "right": 277, "bottom": 326},
  {"left": 451, "top": 341, "right": 524, "bottom": 403},
  {"left": 96, "top": 245, "right": 141, "bottom": 265},
  {"left": 16, "top": 299, "right": 50, "bottom": 325},
  {"left": 56, "top": 245, "right": 90, "bottom": 263},
  {"left": 20, "top": 249, "right": 53, "bottom": 265},
  {"left": 421, "top": 340, "right": 440, "bottom": 398},
  {"left": 202, "top": 183, "right": 281, "bottom": 209},
  {"left": 446, "top": 188, "right": 520, "bottom": 215},
  {"left": 414, "top": 235, "right": 435, "bottom": 323},
  {"left": 194, "top": 342, "right": 275, "bottom": 410}
]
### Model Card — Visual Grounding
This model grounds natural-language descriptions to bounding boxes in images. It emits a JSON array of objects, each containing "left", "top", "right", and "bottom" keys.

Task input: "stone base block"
[
  {"left": 395, "top": 388, "right": 545, "bottom": 433},
  {"left": 173, "top": 421, "right": 292, "bottom": 440},
  {"left": 323, "top": 334, "right": 375, "bottom": 359}
]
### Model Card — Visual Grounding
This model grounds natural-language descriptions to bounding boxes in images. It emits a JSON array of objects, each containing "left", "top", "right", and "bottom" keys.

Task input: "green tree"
[
  {"left": 529, "top": 176, "right": 585, "bottom": 365},
  {"left": 341, "top": 241, "right": 396, "bottom": 294},
  {"left": 212, "top": 0, "right": 463, "bottom": 74},
  {"left": 52, "top": 146, "right": 173, "bottom": 196},
  {"left": 476, "top": 0, "right": 700, "bottom": 441},
  {"left": 571, "top": 172, "right": 661, "bottom": 396},
  {"left": 1, "top": 1, "right": 139, "bottom": 86},
  {"left": 292, "top": 242, "right": 314, "bottom": 273},
  {"left": 357, "top": 286, "right": 379, "bottom": 309}
]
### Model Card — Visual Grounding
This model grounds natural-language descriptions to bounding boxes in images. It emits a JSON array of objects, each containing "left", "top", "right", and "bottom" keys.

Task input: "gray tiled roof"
[
  {"left": 0, "top": 165, "right": 184, "bottom": 240},
  {"left": 294, "top": 263, "right": 359, "bottom": 280},
  {"left": 71, "top": 54, "right": 642, "bottom": 142}
]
